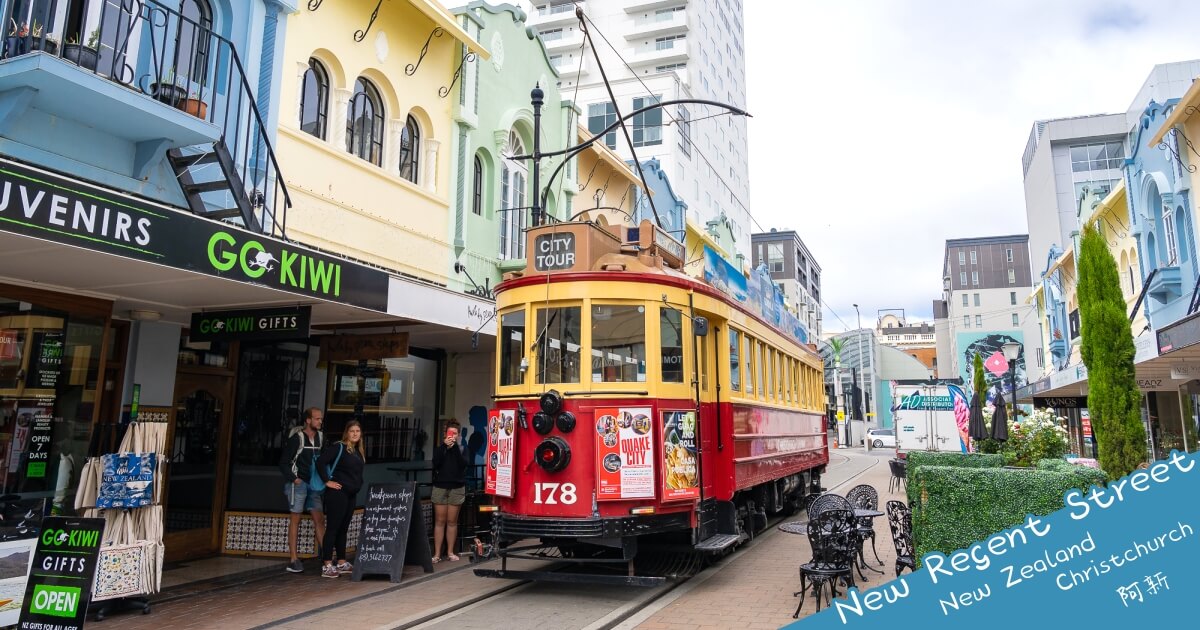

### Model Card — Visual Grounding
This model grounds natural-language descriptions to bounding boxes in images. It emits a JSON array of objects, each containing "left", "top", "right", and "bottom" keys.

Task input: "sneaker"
[
  {"left": 285, "top": 560, "right": 303, "bottom": 574},
  {"left": 336, "top": 561, "right": 353, "bottom": 575},
  {"left": 321, "top": 564, "right": 339, "bottom": 579}
]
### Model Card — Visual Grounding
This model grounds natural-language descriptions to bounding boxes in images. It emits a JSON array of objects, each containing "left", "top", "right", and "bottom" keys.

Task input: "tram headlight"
[
  {"left": 532, "top": 411, "right": 554, "bottom": 435},
  {"left": 535, "top": 437, "right": 572, "bottom": 473},
  {"left": 539, "top": 389, "right": 564, "bottom": 416},
  {"left": 555, "top": 411, "right": 577, "bottom": 433}
]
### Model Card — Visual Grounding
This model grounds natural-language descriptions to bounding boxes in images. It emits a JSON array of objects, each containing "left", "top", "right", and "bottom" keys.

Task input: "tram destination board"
[
  {"left": 533, "top": 232, "right": 576, "bottom": 271},
  {"left": 352, "top": 482, "right": 433, "bottom": 583}
]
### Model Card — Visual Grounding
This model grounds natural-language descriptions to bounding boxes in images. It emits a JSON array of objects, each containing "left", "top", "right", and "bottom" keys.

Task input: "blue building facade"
[{"left": 1126, "top": 98, "right": 1197, "bottom": 329}]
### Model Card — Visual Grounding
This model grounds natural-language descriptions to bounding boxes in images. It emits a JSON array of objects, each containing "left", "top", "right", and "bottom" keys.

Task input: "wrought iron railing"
[{"left": 0, "top": 0, "right": 291, "bottom": 238}]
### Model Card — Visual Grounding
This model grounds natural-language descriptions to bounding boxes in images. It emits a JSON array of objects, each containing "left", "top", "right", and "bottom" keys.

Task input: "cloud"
[{"left": 745, "top": 0, "right": 1200, "bottom": 330}]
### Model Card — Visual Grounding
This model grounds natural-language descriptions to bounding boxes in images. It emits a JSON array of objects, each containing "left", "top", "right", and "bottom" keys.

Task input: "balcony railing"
[{"left": 0, "top": 0, "right": 291, "bottom": 238}]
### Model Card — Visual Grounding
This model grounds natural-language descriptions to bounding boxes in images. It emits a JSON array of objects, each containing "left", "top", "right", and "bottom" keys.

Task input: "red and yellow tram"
[{"left": 477, "top": 219, "right": 828, "bottom": 584}]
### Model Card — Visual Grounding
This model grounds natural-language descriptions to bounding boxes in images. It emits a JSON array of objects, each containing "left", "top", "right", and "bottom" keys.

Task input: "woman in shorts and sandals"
[{"left": 431, "top": 420, "right": 468, "bottom": 562}]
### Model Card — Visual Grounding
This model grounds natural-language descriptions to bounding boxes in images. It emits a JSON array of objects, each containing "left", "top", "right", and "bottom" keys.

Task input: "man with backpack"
[{"left": 279, "top": 407, "right": 327, "bottom": 573}]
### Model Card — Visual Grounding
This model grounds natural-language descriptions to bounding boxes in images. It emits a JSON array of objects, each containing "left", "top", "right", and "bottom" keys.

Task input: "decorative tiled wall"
[{"left": 222, "top": 503, "right": 434, "bottom": 556}]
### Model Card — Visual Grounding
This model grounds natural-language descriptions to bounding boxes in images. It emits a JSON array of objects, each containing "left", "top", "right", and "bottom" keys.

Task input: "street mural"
[{"left": 956, "top": 331, "right": 1026, "bottom": 403}]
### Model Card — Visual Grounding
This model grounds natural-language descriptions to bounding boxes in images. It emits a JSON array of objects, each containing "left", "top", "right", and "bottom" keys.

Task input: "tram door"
[{"left": 693, "top": 313, "right": 728, "bottom": 543}]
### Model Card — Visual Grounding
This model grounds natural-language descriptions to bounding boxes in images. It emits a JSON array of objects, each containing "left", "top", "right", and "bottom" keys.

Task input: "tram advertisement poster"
[
  {"left": 595, "top": 407, "right": 655, "bottom": 500},
  {"left": 485, "top": 410, "right": 515, "bottom": 497},
  {"left": 661, "top": 410, "right": 699, "bottom": 501}
]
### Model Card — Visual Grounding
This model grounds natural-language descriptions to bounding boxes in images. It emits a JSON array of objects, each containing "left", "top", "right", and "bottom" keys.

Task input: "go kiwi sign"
[{"left": 0, "top": 160, "right": 389, "bottom": 311}]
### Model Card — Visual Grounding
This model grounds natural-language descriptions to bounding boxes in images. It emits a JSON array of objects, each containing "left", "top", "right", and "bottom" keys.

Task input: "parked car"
[{"left": 862, "top": 428, "right": 896, "bottom": 448}]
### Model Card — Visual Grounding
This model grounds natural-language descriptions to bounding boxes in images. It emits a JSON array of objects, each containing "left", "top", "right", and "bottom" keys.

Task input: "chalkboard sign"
[{"left": 352, "top": 482, "right": 432, "bottom": 582}]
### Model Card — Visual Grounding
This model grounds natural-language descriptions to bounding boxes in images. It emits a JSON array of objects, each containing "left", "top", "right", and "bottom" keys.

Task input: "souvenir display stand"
[{"left": 76, "top": 419, "right": 168, "bottom": 619}]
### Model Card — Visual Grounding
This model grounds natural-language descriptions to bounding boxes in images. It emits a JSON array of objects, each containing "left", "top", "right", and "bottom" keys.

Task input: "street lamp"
[
  {"left": 853, "top": 304, "right": 866, "bottom": 424},
  {"left": 1002, "top": 341, "right": 1021, "bottom": 403}
]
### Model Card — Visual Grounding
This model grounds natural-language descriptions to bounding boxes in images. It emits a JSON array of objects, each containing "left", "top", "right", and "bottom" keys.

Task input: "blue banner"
[
  {"left": 702, "top": 245, "right": 809, "bottom": 346},
  {"left": 783, "top": 450, "right": 1197, "bottom": 629}
]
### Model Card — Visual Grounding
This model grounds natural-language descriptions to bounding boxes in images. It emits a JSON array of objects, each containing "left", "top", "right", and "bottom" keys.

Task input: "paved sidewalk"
[{"left": 623, "top": 449, "right": 905, "bottom": 630}]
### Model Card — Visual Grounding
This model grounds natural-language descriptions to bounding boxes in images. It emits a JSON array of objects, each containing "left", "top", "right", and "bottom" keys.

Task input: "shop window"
[
  {"left": 535, "top": 306, "right": 581, "bottom": 384},
  {"left": 591, "top": 305, "right": 646, "bottom": 383},
  {"left": 659, "top": 307, "right": 684, "bottom": 383},
  {"left": 499, "top": 309, "right": 525, "bottom": 386},
  {"left": 0, "top": 298, "right": 105, "bottom": 507}
]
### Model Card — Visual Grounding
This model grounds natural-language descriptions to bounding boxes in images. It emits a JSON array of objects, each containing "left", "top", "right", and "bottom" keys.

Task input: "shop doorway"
[{"left": 165, "top": 371, "right": 234, "bottom": 560}]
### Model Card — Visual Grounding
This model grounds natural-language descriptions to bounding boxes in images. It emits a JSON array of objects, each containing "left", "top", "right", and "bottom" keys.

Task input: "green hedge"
[
  {"left": 1036, "top": 458, "right": 1108, "bottom": 489},
  {"left": 910, "top": 465, "right": 1100, "bottom": 566},
  {"left": 905, "top": 452, "right": 1004, "bottom": 518}
]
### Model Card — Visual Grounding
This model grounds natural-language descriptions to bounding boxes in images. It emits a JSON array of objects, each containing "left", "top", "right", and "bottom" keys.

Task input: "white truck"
[{"left": 891, "top": 380, "right": 971, "bottom": 454}]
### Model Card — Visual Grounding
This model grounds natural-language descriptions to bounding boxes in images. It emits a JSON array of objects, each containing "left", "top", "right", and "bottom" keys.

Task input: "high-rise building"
[
  {"left": 750, "top": 229, "right": 822, "bottom": 337},
  {"left": 528, "top": 0, "right": 753, "bottom": 260},
  {"left": 1021, "top": 113, "right": 1128, "bottom": 279},
  {"left": 936, "top": 235, "right": 1042, "bottom": 398}
]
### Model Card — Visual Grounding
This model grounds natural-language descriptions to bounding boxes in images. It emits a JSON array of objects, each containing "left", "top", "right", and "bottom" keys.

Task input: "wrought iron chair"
[
  {"left": 845, "top": 484, "right": 882, "bottom": 565},
  {"left": 885, "top": 500, "right": 916, "bottom": 577},
  {"left": 806, "top": 492, "right": 853, "bottom": 521},
  {"left": 794, "top": 509, "right": 857, "bottom": 617}
]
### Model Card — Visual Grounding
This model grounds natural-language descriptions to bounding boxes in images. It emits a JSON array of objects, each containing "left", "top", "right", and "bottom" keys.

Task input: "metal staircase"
[{"left": 167, "top": 142, "right": 262, "bottom": 232}]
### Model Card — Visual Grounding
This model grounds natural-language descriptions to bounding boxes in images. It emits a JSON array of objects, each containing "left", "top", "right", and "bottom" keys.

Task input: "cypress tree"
[
  {"left": 1077, "top": 224, "right": 1145, "bottom": 479},
  {"left": 973, "top": 353, "right": 987, "bottom": 403}
]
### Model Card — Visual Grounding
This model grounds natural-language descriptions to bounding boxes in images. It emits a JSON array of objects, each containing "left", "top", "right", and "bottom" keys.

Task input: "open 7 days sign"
[
  {"left": 0, "top": 160, "right": 389, "bottom": 311},
  {"left": 18, "top": 517, "right": 105, "bottom": 630}
]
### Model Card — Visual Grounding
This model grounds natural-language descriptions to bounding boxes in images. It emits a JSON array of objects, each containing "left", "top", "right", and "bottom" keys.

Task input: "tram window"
[
  {"left": 592, "top": 305, "right": 647, "bottom": 383},
  {"left": 700, "top": 332, "right": 709, "bottom": 391},
  {"left": 744, "top": 337, "right": 754, "bottom": 395},
  {"left": 756, "top": 342, "right": 765, "bottom": 400},
  {"left": 659, "top": 308, "right": 684, "bottom": 383},
  {"left": 728, "top": 329, "right": 740, "bottom": 391},
  {"left": 536, "top": 306, "right": 582, "bottom": 384},
  {"left": 777, "top": 353, "right": 785, "bottom": 401},
  {"left": 765, "top": 349, "right": 774, "bottom": 401},
  {"left": 500, "top": 309, "right": 525, "bottom": 386}
]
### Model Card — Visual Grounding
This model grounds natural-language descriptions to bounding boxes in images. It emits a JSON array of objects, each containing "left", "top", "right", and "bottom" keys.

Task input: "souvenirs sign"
[
  {"left": 595, "top": 407, "right": 655, "bottom": 500},
  {"left": 352, "top": 482, "right": 432, "bottom": 583},
  {"left": 17, "top": 517, "right": 105, "bottom": 630},
  {"left": 661, "top": 410, "right": 699, "bottom": 502},
  {"left": 485, "top": 410, "right": 515, "bottom": 497}
]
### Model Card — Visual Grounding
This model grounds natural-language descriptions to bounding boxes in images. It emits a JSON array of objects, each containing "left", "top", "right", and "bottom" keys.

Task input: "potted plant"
[
  {"left": 62, "top": 28, "right": 99, "bottom": 71},
  {"left": 30, "top": 21, "right": 57, "bottom": 55},
  {"left": 150, "top": 68, "right": 186, "bottom": 107},
  {"left": 177, "top": 88, "right": 208, "bottom": 119}
]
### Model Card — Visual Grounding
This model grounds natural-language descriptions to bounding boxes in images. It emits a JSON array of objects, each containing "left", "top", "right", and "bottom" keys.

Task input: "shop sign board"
[
  {"left": 595, "top": 407, "right": 655, "bottom": 500},
  {"left": 0, "top": 160, "right": 389, "bottom": 311},
  {"left": 484, "top": 410, "right": 515, "bottom": 497},
  {"left": 190, "top": 306, "right": 312, "bottom": 342},
  {"left": 16, "top": 516, "right": 105, "bottom": 630},
  {"left": 351, "top": 482, "right": 432, "bottom": 583},
  {"left": 318, "top": 333, "right": 409, "bottom": 362},
  {"left": 1081, "top": 411, "right": 1094, "bottom": 441},
  {"left": 1157, "top": 311, "right": 1200, "bottom": 353},
  {"left": 1034, "top": 396, "right": 1088, "bottom": 409}
]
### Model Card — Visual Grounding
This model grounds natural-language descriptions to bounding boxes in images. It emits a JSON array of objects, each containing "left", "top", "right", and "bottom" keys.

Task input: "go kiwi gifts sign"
[{"left": 0, "top": 160, "right": 389, "bottom": 311}]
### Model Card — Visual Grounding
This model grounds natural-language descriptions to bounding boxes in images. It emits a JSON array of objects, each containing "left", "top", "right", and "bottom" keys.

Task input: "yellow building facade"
[
  {"left": 572, "top": 125, "right": 640, "bottom": 227},
  {"left": 277, "top": 0, "right": 486, "bottom": 283}
]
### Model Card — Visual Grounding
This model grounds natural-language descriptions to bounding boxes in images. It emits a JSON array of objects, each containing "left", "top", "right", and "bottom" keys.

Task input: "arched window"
[
  {"left": 300, "top": 58, "right": 329, "bottom": 139},
  {"left": 346, "top": 78, "right": 384, "bottom": 165},
  {"left": 398, "top": 115, "right": 421, "bottom": 183},
  {"left": 178, "top": 0, "right": 213, "bottom": 85},
  {"left": 472, "top": 155, "right": 484, "bottom": 216},
  {"left": 499, "top": 130, "right": 528, "bottom": 260}
]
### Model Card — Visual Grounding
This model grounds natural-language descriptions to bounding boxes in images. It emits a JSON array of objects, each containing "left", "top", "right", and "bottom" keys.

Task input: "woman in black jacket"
[
  {"left": 317, "top": 420, "right": 365, "bottom": 578},
  {"left": 431, "top": 421, "right": 468, "bottom": 562}
]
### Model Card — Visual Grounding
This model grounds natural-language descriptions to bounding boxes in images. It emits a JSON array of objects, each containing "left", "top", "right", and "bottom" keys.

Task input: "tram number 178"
[{"left": 532, "top": 482, "right": 578, "bottom": 505}]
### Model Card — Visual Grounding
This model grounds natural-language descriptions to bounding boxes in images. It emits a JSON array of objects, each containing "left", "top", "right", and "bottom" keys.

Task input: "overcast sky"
[{"left": 744, "top": 0, "right": 1200, "bottom": 331}]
